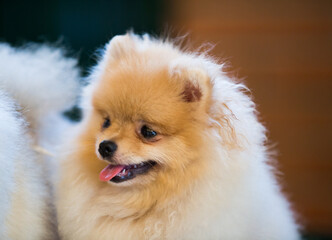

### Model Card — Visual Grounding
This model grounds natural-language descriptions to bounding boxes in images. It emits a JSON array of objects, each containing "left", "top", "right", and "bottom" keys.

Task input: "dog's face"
[{"left": 86, "top": 35, "right": 214, "bottom": 187}]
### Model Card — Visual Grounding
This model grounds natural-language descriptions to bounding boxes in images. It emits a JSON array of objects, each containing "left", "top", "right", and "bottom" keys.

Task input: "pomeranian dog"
[
  {"left": 0, "top": 44, "right": 80, "bottom": 239},
  {"left": 56, "top": 33, "right": 300, "bottom": 239}
]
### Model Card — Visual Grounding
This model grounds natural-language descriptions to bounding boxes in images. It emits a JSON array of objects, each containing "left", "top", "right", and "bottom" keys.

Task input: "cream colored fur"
[{"left": 57, "top": 33, "right": 300, "bottom": 240}]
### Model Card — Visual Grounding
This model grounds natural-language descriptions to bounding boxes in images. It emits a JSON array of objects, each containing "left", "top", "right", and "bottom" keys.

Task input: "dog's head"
[{"left": 83, "top": 34, "right": 239, "bottom": 187}]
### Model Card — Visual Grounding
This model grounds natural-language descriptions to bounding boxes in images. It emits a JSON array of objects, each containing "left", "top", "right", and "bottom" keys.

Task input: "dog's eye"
[
  {"left": 141, "top": 125, "right": 157, "bottom": 139},
  {"left": 102, "top": 118, "right": 111, "bottom": 129}
]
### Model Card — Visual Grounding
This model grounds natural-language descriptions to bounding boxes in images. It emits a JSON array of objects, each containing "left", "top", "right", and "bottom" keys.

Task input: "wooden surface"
[{"left": 167, "top": 0, "right": 332, "bottom": 235}]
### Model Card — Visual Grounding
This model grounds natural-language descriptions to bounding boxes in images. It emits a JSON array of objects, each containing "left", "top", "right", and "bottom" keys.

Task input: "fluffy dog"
[
  {"left": 0, "top": 44, "right": 80, "bottom": 239},
  {"left": 57, "top": 33, "right": 300, "bottom": 239}
]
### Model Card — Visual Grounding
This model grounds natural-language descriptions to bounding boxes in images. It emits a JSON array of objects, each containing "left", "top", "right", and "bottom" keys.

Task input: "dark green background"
[{"left": 0, "top": 0, "right": 165, "bottom": 72}]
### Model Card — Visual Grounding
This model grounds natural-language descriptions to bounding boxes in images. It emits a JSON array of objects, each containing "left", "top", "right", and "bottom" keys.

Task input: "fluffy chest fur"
[{"left": 57, "top": 134, "right": 298, "bottom": 240}]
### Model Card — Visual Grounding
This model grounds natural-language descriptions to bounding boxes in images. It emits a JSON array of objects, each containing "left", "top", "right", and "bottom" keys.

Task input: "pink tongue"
[{"left": 99, "top": 164, "right": 125, "bottom": 182}]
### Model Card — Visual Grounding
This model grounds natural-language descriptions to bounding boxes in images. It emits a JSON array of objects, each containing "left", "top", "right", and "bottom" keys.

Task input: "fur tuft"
[{"left": 0, "top": 43, "right": 80, "bottom": 127}]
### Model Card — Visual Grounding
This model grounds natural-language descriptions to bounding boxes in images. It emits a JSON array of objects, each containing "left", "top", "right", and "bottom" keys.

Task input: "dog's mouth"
[{"left": 99, "top": 160, "right": 157, "bottom": 183}]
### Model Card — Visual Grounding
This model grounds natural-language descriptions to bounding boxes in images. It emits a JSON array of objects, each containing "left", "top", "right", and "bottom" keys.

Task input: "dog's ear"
[
  {"left": 172, "top": 67, "right": 212, "bottom": 112},
  {"left": 182, "top": 78, "right": 203, "bottom": 103},
  {"left": 105, "top": 33, "right": 135, "bottom": 60},
  {"left": 171, "top": 64, "right": 239, "bottom": 148}
]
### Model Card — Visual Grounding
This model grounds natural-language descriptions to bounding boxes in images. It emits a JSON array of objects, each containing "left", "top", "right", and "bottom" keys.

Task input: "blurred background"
[{"left": 0, "top": 0, "right": 331, "bottom": 239}]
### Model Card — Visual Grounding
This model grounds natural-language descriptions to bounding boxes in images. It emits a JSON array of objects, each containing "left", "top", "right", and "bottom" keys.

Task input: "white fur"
[{"left": 0, "top": 43, "right": 80, "bottom": 239}]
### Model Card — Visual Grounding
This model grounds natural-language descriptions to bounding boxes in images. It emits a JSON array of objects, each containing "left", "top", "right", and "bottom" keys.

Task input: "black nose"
[{"left": 98, "top": 140, "right": 117, "bottom": 158}]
